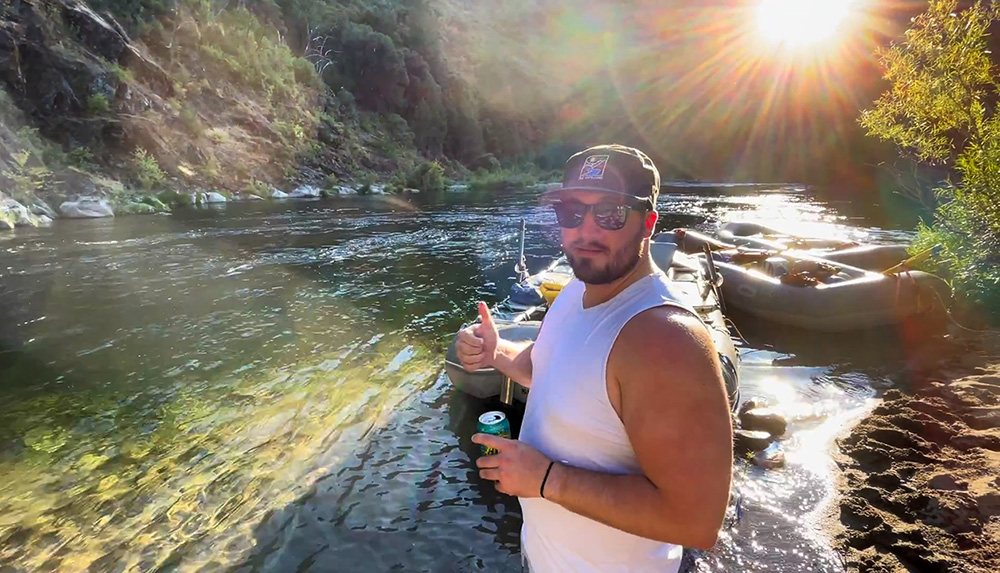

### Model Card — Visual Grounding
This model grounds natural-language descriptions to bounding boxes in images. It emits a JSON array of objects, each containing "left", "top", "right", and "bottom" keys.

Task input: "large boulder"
[
  {"left": 0, "top": 196, "right": 36, "bottom": 226},
  {"left": 204, "top": 191, "right": 227, "bottom": 203},
  {"left": 59, "top": 196, "right": 113, "bottom": 218},
  {"left": 271, "top": 189, "right": 289, "bottom": 199},
  {"left": 29, "top": 199, "right": 57, "bottom": 219}
]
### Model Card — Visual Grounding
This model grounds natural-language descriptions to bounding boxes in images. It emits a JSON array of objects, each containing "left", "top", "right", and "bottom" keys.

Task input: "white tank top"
[{"left": 518, "top": 272, "right": 696, "bottom": 573}]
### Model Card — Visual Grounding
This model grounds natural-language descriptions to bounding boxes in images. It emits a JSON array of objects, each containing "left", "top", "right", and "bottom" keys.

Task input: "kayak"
[
  {"left": 709, "top": 250, "right": 951, "bottom": 332},
  {"left": 444, "top": 240, "right": 741, "bottom": 407}
]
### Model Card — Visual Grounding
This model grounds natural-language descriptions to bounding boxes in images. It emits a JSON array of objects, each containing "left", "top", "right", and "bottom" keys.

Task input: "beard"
[{"left": 564, "top": 226, "right": 645, "bottom": 285}]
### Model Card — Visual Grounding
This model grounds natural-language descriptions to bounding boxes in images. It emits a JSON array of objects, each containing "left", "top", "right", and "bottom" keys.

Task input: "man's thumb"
[{"left": 477, "top": 301, "right": 497, "bottom": 332}]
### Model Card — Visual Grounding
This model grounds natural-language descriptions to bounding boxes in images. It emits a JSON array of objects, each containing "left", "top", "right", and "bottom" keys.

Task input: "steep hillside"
[{"left": 0, "top": 0, "right": 948, "bottom": 229}]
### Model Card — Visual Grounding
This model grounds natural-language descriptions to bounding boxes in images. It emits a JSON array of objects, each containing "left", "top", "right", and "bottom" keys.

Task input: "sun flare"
[{"left": 756, "top": 0, "right": 854, "bottom": 47}]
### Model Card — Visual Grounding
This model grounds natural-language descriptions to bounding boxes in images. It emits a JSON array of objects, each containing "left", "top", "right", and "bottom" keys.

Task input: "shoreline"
[{"left": 824, "top": 332, "right": 1000, "bottom": 572}]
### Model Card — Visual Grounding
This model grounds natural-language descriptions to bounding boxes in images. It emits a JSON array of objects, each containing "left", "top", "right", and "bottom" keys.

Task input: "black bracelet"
[{"left": 540, "top": 461, "right": 555, "bottom": 499}]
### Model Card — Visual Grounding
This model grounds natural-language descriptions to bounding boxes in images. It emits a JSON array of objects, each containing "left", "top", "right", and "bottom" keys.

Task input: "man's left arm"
[{"left": 473, "top": 310, "right": 733, "bottom": 549}]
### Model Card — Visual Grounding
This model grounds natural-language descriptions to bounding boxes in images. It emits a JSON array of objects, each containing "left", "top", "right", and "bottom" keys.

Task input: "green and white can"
[{"left": 477, "top": 411, "right": 511, "bottom": 455}]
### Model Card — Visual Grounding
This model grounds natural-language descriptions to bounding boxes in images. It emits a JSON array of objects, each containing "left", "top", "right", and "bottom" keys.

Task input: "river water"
[{"left": 0, "top": 186, "right": 919, "bottom": 571}]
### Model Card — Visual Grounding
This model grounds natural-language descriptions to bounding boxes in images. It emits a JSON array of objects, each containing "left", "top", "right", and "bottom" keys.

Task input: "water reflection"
[{"left": 0, "top": 186, "right": 918, "bottom": 571}]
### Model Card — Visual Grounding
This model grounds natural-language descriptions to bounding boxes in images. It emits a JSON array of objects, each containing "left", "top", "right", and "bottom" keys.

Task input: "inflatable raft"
[
  {"left": 716, "top": 221, "right": 912, "bottom": 272},
  {"left": 444, "top": 241, "right": 741, "bottom": 407},
  {"left": 709, "top": 250, "right": 950, "bottom": 332}
]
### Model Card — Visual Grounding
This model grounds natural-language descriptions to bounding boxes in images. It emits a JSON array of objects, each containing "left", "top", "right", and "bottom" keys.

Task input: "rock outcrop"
[
  {"left": 59, "top": 196, "right": 113, "bottom": 218},
  {"left": 0, "top": 0, "right": 170, "bottom": 148}
]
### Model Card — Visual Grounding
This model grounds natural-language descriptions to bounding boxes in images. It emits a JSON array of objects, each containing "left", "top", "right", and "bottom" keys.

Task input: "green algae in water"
[{"left": 0, "top": 334, "right": 440, "bottom": 570}]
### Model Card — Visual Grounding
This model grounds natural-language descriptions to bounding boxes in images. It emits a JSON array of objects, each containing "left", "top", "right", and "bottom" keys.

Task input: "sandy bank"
[{"left": 829, "top": 334, "right": 1000, "bottom": 572}]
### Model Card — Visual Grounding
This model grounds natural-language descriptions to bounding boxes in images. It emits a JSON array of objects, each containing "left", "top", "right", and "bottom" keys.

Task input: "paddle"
[{"left": 880, "top": 245, "right": 942, "bottom": 275}]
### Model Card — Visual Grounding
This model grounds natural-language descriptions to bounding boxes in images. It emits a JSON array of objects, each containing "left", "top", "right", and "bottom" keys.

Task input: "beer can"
[{"left": 477, "top": 411, "right": 511, "bottom": 455}]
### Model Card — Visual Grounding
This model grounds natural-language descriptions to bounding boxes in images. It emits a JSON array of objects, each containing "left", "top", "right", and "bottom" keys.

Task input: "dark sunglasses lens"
[
  {"left": 593, "top": 204, "right": 629, "bottom": 230},
  {"left": 553, "top": 203, "right": 586, "bottom": 228}
]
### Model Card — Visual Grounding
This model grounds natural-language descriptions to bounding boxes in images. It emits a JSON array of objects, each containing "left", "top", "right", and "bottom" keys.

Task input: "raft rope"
[{"left": 888, "top": 267, "right": 997, "bottom": 336}]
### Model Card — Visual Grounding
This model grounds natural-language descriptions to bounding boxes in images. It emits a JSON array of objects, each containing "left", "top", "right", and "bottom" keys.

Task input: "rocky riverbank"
[{"left": 829, "top": 333, "right": 1000, "bottom": 572}]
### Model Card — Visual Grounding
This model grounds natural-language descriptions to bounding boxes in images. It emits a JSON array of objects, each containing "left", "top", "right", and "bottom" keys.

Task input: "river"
[{"left": 0, "top": 185, "right": 919, "bottom": 571}]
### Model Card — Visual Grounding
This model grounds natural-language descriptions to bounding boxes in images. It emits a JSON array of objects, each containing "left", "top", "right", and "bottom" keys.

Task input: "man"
[{"left": 455, "top": 144, "right": 733, "bottom": 572}]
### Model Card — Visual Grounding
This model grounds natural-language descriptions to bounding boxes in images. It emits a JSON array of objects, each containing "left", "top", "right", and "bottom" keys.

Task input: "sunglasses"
[{"left": 551, "top": 200, "right": 644, "bottom": 231}]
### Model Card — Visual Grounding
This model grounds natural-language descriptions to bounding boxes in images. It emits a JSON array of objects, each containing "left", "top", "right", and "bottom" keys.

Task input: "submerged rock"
[
  {"left": 59, "top": 196, "right": 114, "bottom": 218},
  {"left": 753, "top": 442, "right": 786, "bottom": 469},
  {"left": 739, "top": 408, "right": 787, "bottom": 437},
  {"left": 734, "top": 429, "right": 772, "bottom": 453}
]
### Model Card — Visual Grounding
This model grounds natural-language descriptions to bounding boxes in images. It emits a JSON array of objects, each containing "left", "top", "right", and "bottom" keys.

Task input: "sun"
[{"left": 756, "top": 0, "right": 854, "bottom": 47}]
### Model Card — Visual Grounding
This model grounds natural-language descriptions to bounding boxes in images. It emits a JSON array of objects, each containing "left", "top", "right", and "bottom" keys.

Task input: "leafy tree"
[
  {"left": 861, "top": 0, "right": 1000, "bottom": 323},
  {"left": 339, "top": 23, "right": 409, "bottom": 113}
]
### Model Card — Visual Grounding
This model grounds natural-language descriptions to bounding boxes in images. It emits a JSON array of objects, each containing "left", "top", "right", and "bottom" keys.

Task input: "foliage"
[
  {"left": 355, "top": 174, "right": 376, "bottom": 195},
  {"left": 87, "top": 94, "right": 111, "bottom": 115},
  {"left": 68, "top": 146, "right": 97, "bottom": 169},
  {"left": 196, "top": 5, "right": 321, "bottom": 99},
  {"left": 467, "top": 166, "right": 555, "bottom": 192},
  {"left": 131, "top": 147, "right": 168, "bottom": 190},
  {"left": 245, "top": 178, "right": 272, "bottom": 198},
  {"left": 1, "top": 151, "right": 52, "bottom": 203},
  {"left": 179, "top": 105, "right": 201, "bottom": 134},
  {"left": 861, "top": 0, "right": 1000, "bottom": 323},
  {"left": 157, "top": 189, "right": 194, "bottom": 207},
  {"left": 16, "top": 127, "right": 65, "bottom": 166},
  {"left": 911, "top": 192, "right": 1000, "bottom": 324},
  {"left": 406, "top": 161, "right": 445, "bottom": 194},
  {"left": 108, "top": 63, "right": 135, "bottom": 84}
]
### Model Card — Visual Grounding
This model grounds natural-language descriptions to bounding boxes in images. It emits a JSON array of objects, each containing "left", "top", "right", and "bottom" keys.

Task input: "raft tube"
[
  {"left": 807, "top": 244, "right": 911, "bottom": 272},
  {"left": 718, "top": 221, "right": 857, "bottom": 251}
]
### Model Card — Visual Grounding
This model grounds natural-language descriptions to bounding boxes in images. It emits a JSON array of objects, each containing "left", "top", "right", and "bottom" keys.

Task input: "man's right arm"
[
  {"left": 492, "top": 340, "right": 534, "bottom": 388},
  {"left": 455, "top": 302, "right": 535, "bottom": 387}
]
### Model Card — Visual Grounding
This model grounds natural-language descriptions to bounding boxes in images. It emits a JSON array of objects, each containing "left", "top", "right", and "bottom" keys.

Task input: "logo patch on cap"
[{"left": 579, "top": 155, "right": 610, "bottom": 180}]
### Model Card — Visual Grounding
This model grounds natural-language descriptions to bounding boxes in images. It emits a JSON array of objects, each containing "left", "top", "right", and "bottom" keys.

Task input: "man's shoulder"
[
  {"left": 621, "top": 304, "right": 708, "bottom": 346},
  {"left": 612, "top": 304, "right": 717, "bottom": 381}
]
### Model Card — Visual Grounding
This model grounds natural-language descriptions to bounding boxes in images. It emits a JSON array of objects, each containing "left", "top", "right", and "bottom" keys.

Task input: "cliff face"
[{"left": 0, "top": 0, "right": 329, "bottom": 223}]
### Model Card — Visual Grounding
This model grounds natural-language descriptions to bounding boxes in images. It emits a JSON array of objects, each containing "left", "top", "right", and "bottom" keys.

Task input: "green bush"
[
  {"left": 406, "top": 161, "right": 445, "bottom": 194},
  {"left": 2, "top": 151, "right": 51, "bottom": 203},
  {"left": 131, "top": 148, "right": 168, "bottom": 190},
  {"left": 157, "top": 189, "right": 193, "bottom": 207},
  {"left": 139, "top": 195, "right": 169, "bottom": 211},
  {"left": 860, "top": 0, "right": 1000, "bottom": 324},
  {"left": 911, "top": 192, "right": 1000, "bottom": 324},
  {"left": 87, "top": 94, "right": 111, "bottom": 115},
  {"left": 179, "top": 106, "right": 201, "bottom": 134},
  {"left": 356, "top": 174, "right": 376, "bottom": 196},
  {"left": 467, "top": 167, "right": 539, "bottom": 192}
]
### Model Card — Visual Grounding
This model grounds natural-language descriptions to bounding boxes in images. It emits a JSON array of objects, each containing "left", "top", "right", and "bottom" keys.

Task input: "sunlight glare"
[{"left": 757, "top": 0, "right": 854, "bottom": 47}]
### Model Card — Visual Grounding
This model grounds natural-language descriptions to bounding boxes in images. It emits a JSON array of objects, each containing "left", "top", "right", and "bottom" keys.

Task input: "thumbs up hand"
[{"left": 456, "top": 301, "right": 500, "bottom": 371}]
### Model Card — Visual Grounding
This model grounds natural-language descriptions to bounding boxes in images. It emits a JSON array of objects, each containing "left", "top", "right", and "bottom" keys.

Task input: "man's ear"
[{"left": 644, "top": 210, "right": 658, "bottom": 238}]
